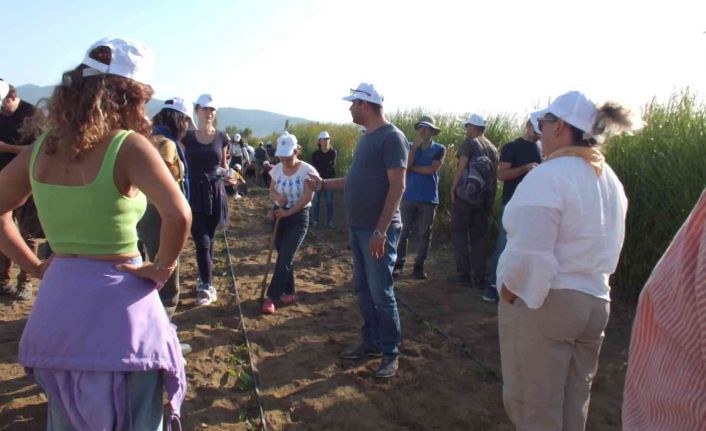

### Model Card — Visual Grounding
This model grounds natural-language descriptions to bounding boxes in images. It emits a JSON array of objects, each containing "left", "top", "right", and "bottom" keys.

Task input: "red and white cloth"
[{"left": 623, "top": 189, "right": 706, "bottom": 430}]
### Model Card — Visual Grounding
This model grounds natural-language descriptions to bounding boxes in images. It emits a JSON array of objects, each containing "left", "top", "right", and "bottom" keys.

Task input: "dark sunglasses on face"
[{"left": 537, "top": 113, "right": 560, "bottom": 132}]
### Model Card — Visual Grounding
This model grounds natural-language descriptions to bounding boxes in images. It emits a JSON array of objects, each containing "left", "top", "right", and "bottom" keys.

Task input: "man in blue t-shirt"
[
  {"left": 308, "top": 83, "right": 408, "bottom": 379},
  {"left": 482, "top": 118, "right": 541, "bottom": 303},
  {"left": 393, "top": 115, "right": 446, "bottom": 280}
]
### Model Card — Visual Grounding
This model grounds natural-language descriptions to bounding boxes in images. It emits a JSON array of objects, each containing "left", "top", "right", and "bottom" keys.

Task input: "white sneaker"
[
  {"left": 196, "top": 284, "right": 217, "bottom": 306},
  {"left": 234, "top": 193, "right": 243, "bottom": 200}
]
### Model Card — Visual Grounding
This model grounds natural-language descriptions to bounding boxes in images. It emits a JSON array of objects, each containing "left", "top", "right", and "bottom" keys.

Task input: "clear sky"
[{"left": 3, "top": 0, "right": 705, "bottom": 124}]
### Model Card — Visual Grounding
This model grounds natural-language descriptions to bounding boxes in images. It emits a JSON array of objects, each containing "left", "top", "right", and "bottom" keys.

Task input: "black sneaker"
[
  {"left": 412, "top": 264, "right": 427, "bottom": 280},
  {"left": 447, "top": 273, "right": 470, "bottom": 284},
  {"left": 339, "top": 344, "right": 383, "bottom": 360},
  {"left": 375, "top": 356, "right": 399, "bottom": 379},
  {"left": 14, "top": 281, "right": 33, "bottom": 301},
  {"left": 0, "top": 280, "right": 16, "bottom": 296}
]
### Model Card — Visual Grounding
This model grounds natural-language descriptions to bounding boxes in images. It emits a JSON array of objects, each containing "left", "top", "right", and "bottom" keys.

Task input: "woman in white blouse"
[
  {"left": 497, "top": 91, "right": 642, "bottom": 431},
  {"left": 262, "top": 132, "right": 319, "bottom": 314}
]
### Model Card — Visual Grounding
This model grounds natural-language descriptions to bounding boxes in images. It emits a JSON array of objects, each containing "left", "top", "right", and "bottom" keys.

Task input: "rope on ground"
[
  {"left": 307, "top": 228, "right": 503, "bottom": 383},
  {"left": 221, "top": 219, "right": 269, "bottom": 430}
]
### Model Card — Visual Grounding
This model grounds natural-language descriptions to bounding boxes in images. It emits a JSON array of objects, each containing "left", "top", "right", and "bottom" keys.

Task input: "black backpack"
[{"left": 455, "top": 139, "right": 496, "bottom": 206}]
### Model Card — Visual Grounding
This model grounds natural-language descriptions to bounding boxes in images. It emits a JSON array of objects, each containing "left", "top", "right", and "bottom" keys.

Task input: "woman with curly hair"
[
  {"left": 0, "top": 38, "right": 191, "bottom": 430},
  {"left": 497, "top": 91, "right": 642, "bottom": 430}
]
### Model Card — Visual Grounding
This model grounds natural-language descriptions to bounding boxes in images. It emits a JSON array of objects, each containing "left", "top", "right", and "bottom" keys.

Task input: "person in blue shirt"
[{"left": 394, "top": 115, "right": 446, "bottom": 279}]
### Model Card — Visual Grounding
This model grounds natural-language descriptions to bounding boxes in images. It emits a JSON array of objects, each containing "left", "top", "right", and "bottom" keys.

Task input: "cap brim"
[
  {"left": 529, "top": 110, "right": 545, "bottom": 134},
  {"left": 342, "top": 95, "right": 358, "bottom": 102},
  {"left": 275, "top": 148, "right": 294, "bottom": 157}
]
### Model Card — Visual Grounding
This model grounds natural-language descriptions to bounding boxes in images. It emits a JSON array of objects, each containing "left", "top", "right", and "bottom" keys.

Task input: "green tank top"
[{"left": 30, "top": 130, "right": 147, "bottom": 255}]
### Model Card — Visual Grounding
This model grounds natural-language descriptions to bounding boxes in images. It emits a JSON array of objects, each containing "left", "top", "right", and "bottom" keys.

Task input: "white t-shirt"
[
  {"left": 497, "top": 156, "right": 628, "bottom": 309},
  {"left": 270, "top": 161, "right": 319, "bottom": 209}
]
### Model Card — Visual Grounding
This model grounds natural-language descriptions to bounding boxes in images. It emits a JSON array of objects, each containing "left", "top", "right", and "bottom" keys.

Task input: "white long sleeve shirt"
[{"left": 497, "top": 156, "right": 628, "bottom": 309}]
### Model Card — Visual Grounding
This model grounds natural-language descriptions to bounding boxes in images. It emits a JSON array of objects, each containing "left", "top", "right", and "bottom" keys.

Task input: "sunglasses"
[{"left": 537, "top": 113, "right": 560, "bottom": 132}]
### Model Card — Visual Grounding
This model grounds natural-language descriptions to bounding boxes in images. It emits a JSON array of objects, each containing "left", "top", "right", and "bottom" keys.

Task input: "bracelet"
[{"left": 154, "top": 258, "right": 178, "bottom": 273}]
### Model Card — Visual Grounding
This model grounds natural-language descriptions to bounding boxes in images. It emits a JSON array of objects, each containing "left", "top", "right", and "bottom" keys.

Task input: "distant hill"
[{"left": 16, "top": 84, "right": 310, "bottom": 136}]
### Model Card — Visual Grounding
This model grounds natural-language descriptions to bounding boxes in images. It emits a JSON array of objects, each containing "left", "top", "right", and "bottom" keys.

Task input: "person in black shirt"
[
  {"left": 0, "top": 80, "right": 42, "bottom": 300},
  {"left": 482, "top": 118, "right": 541, "bottom": 303},
  {"left": 182, "top": 93, "right": 235, "bottom": 306},
  {"left": 254, "top": 142, "right": 268, "bottom": 185},
  {"left": 310, "top": 131, "right": 337, "bottom": 228}
]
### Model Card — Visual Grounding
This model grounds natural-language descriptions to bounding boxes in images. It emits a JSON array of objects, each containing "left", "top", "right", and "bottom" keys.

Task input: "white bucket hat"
[
  {"left": 195, "top": 94, "right": 218, "bottom": 110},
  {"left": 532, "top": 91, "right": 597, "bottom": 136},
  {"left": 318, "top": 131, "right": 330, "bottom": 140},
  {"left": 275, "top": 132, "right": 298, "bottom": 157},
  {"left": 342, "top": 83, "right": 384, "bottom": 105},
  {"left": 463, "top": 114, "right": 486, "bottom": 128},
  {"left": 81, "top": 37, "right": 154, "bottom": 86},
  {"left": 233, "top": 133, "right": 242, "bottom": 142},
  {"left": 0, "top": 80, "right": 9, "bottom": 100}
]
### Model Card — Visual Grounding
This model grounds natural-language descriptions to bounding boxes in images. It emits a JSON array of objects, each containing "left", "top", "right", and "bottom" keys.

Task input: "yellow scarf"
[{"left": 546, "top": 146, "right": 605, "bottom": 176}]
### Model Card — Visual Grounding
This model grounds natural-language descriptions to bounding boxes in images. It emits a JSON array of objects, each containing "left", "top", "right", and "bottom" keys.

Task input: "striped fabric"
[{"left": 622, "top": 189, "right": 706, "bottom": 430}]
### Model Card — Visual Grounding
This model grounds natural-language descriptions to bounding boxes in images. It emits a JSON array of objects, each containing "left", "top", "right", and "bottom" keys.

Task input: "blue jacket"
[{"left": 153, "top": 125, "right": 190, "bottom": 200}]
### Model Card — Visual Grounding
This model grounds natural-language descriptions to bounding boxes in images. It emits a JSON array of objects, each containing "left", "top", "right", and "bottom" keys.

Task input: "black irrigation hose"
[
  {"left": 307, "top": 229, "right": 503, "bottom": 383},
  {"left": 221, "top": 219, "right": 269, "bottom": 430}
]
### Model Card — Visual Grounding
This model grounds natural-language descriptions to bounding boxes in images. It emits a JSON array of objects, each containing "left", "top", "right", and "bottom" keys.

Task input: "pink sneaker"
[
  {"left": 280, "top": 294, "right": 296, "bottom": 305},
  {"left": 261, "top": 298, "right": 275, "bottom": 314}
]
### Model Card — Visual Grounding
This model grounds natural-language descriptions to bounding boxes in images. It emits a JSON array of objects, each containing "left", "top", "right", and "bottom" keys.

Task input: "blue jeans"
[
  {"left": 267, "top": 207, "right": 309, "bottom": 300},
  {"left": 311, "top": 190, "right": 335, "bottom": 224},
  {"left": 349, "top": 224, "right": 402, "bottom": 358},
  {"left": 485, "top": 206, "right": 507, "bottom": 299}
]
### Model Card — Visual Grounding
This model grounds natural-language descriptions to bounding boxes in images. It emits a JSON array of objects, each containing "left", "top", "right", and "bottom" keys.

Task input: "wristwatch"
[{"left": 373, "top": 229, "right": 386, "bottom": 239}]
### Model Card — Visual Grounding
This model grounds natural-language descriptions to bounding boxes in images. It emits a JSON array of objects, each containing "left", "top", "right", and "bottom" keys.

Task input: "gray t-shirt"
[{"left": 344, "top": 123, "right": 409, "bottom": 229}]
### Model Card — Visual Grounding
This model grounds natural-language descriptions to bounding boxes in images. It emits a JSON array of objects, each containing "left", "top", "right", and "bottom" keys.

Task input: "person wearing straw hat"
[
  {"left": 261, "top": 132, "right": 318, "bottom": 314},
  {"left": 138, "top": 97, "right": 194, "bottom": 322},
  {"left": 0, "top": 37, "right": 190, "bottom": 430},
  {"left": 449, "top": 114, "right": 498, "bottom": 289},
  {"left": 393, "top": 115, "right": 446, "bottom": 280},
  {"left": 0, "top": 78, "right": 42, "bottom": 301},
  {"left": 482, "top": 116, "right": 541, "bottom": 303},
  {"left": 497, "top": 90, "right": 642, "bottom": 430},
  {"left": 310, "top": 130, "right": 337, "bottom": 228},
  {"left": 308, "top": 83, "right": 408, "bottom": 379},
  {"left": 182, "top": 93, "right": 233, "bottom": 306}
]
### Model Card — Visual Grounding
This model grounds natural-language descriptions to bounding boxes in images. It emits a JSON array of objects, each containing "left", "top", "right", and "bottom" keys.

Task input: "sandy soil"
[{"left": 0, "top": 188, "right": 633, "bottom": 430}]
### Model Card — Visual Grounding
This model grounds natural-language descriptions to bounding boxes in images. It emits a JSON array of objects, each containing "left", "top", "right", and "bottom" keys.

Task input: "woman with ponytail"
[{"left": 496, "top": 91, "right": 643, "bottom": 430}]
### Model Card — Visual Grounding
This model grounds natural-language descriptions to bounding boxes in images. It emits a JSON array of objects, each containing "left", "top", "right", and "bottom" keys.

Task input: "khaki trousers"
[{"left": 498, "top": 288, "right": 610, "bottom": 431}]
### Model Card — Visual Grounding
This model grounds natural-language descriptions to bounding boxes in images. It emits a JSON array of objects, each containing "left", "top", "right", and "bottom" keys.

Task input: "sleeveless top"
[{"left": 29, "top": 130, "right": 147, "bottom": 255}]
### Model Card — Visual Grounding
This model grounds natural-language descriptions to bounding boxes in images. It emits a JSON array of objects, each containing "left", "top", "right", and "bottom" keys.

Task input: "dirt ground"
[{"left": 0, "top": 187, "right": 633, "bottom": 430}]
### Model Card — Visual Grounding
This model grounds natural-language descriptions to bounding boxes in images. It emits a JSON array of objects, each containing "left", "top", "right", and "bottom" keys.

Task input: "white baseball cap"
[
  {"left": 342, "top": 83, "right": 384, "bottom": 105},
  {"left": 234, "top": 163, "right": 242, "bottom": 171},
  {"left": 532, "top": 91, "right": 596, "bottom": 135},
  {"left": 275, "top": 132, "right": 298, "bottom": 157},
  {"left": 318, "top": 131, "right": 330, "bottom": 140},
  {"left": 0, "top": 80, "right": 9, "bottom": 100},
  {"left": 233, "top": 133, "right": 242, "bottom": 142},
  {"left": 463, "top": 114, "right": 486, "bottom": 128},
  {"left": 161, "top": 97, "right": 193, "bottom": 119},
  {"left": 81, "top": 37, "right": 154, "bottom": 86},
  {"left": 195, "top": 93, "right": 218, "bottom": 110}
]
